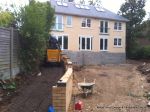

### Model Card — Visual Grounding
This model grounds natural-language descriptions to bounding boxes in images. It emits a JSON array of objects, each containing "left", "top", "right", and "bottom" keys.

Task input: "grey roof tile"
[{"left": 50, "top": 0, "right": 129, "bottom": 22}]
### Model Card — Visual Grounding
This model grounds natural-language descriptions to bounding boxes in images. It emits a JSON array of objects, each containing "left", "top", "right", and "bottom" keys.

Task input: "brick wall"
[{"left": 52, "top": 55, "right": 73, "bottom": 112}]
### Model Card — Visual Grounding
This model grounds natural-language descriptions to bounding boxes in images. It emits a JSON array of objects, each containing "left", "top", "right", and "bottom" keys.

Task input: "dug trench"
[{"left": 0, "top": 65, "right": 64, "bottom": 112}]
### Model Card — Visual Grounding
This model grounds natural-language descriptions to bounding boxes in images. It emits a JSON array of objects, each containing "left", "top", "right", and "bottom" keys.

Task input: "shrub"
[
  {"left": 142, "top": 46, "right": 150, "bottom": 59},
  {"left": 18, "top": 0, "right": 54, "bottom": 73}
]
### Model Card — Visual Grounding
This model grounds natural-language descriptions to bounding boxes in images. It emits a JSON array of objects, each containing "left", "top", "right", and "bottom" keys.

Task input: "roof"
[{"left": 50, "top": 0, "right": 129, "bottom": 22}]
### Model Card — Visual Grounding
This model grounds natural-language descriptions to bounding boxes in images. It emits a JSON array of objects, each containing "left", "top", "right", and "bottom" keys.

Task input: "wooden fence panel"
[
  {"left": 0, "top": 27, "right": 19, "bottom": 80},
  {"left": 12, "top": 29, "right": 20, "bottom": 78}
]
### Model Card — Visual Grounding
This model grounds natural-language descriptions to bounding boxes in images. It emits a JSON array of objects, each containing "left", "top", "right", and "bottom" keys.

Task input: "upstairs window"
[
  {"left": 100, "top": 21, "right": 108, "bottom": 34},
  {"left": 114, "top": 38, "right": 122, "bottom": 47},
  {"left": 114, "top": 22, "right": 122, "bottom": 30},
  {"left": 66, "top": 16, "right": 72, "bottom": 26},
  {"left": 81, "top": 18, "right": 91, "bottom": 28},
  {"left": 53, "top": 15, "right": 63, "bottom": 31}
]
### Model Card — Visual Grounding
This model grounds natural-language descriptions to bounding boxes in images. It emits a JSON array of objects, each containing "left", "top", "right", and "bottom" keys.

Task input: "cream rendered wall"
[
  {"left": 51, "top": 14, "right": 126, "bottom": 53},
  {"left": 108, "top": 21, "right": 126, "bottom": 53}
]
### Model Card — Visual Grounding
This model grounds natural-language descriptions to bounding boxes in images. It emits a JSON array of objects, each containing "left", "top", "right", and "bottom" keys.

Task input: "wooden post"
[{"left": 10, "top": 27, "right": 14, "bottom": 79}]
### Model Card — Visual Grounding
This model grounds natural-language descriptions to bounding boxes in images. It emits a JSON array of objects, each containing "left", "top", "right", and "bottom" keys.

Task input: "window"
[
  {"left": 100, "top": 21, "right": 108, "bottom": 34},
  {"left": 114, "top": 38, "right": 122, "bottom": 47},
  {"left": 100, "top": 38, "right": 108, "bottom": 51},
  {"left": 63, "top": 36, "right": 68, "bottom": 49},
  {"left": 53, "top": 35, "right": 68, "bottom": 50},
  {"left": 53, "top": 15, "right": 63, "bottom": 31},
  {"left": 114, "top": 22, "right": 122, "bottom": 30},
  {"left": 79, "top": 36, "right": 92, "bottom": 50},
  {"left": 66, "top": 16, "right": 72, "bottom": 26},
  {"left": 81, "top": 18, "right": 91, "bottom": 28}
]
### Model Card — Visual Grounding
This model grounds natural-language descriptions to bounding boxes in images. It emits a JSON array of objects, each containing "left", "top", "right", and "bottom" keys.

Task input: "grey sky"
[{"left": 0, "top": 0, "right": 150, "bottom": 19}]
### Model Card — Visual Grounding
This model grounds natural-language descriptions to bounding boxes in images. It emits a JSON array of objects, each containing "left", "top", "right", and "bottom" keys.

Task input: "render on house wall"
[{"left": 50, "top": 0, "right": 128, "bottom": 65}]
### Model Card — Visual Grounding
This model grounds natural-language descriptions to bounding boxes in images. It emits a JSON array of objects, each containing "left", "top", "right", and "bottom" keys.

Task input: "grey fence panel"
[
  {"left": 12, "top": 29, "right": 20, "bottom": 78},
  {"left": 0, "top": 28, "right": 11, "bottom": 79},
  {"left": 0, "top": 27, "right": 19, "bottom": 80}
]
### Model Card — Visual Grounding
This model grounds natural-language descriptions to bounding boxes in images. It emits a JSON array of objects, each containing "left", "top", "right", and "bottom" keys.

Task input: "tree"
[
  {"left": 88, "top": 0, "right": 101, "bottom": 6},
  {"left": 0, "top": 8, "right": 14, "bottom": 27},
  {"left": 118, "top": 0, "right": 146, "bottom": 57},
  {"left": 80, "top": 0, "right": 85, "bottom": 4},
  {"left": 19, "top": 0, "right": 54, "bottom": 73},
  {"left": 139, "top": 20, "right": 150, "bottom": 38}
]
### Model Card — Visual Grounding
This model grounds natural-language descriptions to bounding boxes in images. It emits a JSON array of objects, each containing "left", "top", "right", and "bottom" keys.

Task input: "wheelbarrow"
[{"left": 78, "top": 78, "right": 95, "bottom": 97}]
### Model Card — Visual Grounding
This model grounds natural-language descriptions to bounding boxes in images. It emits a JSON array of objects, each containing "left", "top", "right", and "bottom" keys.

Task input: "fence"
[
  {"left": 0, "top": 27, "right": 19, "bottom": 80},
  {"left": 52, "top": 54, "right": 73, "bottom": 112}
]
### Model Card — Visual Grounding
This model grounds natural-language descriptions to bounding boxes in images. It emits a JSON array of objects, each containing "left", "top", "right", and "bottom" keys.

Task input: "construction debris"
[
  {"left": 137, "top": 62, "right": 150, "bottom": 82},
  {"left": 37, "top": 72, "right": 42, "bottom": 76},
  {"left": 148, "top": 101, "right": 150, "bottom": 107}
]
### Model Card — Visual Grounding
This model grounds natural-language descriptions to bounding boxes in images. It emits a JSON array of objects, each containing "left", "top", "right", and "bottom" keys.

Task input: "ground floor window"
[
  {"left": 53, "top": 35, "right": 68, "bottom": 50},
  {"left": 79, "top": 36, "right": 92, "bottom": 50},
  {"left": 114, "top": 38, "right": 122, "bottom": 47},
  {"left": 100, "top": 38, "right": 108, "bottom": 51}
]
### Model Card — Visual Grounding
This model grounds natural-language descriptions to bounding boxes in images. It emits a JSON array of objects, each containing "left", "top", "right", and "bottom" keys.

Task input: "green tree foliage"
[
  {"left": 138, "top": 20, "right": 150, "bottom": 38},
  {"left": 80, "top": 0, "right": 85, "bottom": 4},
  {"left": 88, "top": 0, "right": 101, "bottom": 6},
  {"left": 118, "top": 0, "right": 146, "bottom": 58},
  {"left": 0, "top": 8, "right": 14, "bottom": 27},
  {"left": 133, "top": 19, "right": 150, "bottom": 59},
  {"left": 19, "top": 0, "right": 54, "bottom": 73}
]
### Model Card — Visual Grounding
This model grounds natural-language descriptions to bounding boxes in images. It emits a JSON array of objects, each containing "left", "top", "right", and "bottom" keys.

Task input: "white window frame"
[
  {"left": 100, "top": 20, "right": 109, "bottom": 34},
  {"left": 114, "top": 22, "right": 122, "bottom": 31},
  {"left": 53, "top": 35, "right": 68, "bottom": 50},
  {"left": 52, "top": 15, "right": 63, "bottom": 31},
  {"left": 66, "top": 16, "right": 72, "bottom": 27},
  {"left": 81, "top": 18, "right": 91, "bottom": 28},
  {"left": 79, "top": 36, "right": 92, "bottom": 51},
  {"left": 114, "top": 37, "right": 122, "bottom": 47},
  {"left": 100, "top": 37, "right": 108, "bottom": 51}
]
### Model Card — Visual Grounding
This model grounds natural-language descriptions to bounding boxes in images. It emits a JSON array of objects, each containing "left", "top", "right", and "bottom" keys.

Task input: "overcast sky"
[{"left": 0, "top": 0, "right": 150, "bottom": 19}]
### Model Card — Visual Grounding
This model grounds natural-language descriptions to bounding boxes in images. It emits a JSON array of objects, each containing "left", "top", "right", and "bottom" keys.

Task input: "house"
[{"left": 50, "top": 0, "right": 129, "bottom": 65}]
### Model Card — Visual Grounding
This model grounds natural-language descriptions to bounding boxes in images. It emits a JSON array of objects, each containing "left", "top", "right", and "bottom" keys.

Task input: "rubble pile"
[{"left": 137, "top": 62, "right": 150, "bottom": 82}]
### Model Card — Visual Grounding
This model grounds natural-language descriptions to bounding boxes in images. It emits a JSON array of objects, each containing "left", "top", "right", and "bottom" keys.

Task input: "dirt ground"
[
  {"left": 1, "top": 60, "right": 150, "bottom": 112},
  {"left": 0, "top": 66, "right": 64, "bottom": 112},
  {"left": 73, "top": 61, "right": 150, "bottom": 112}
]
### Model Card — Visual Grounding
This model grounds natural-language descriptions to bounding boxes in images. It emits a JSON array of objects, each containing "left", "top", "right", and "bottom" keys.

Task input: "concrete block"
[{"left": 63, "top": 50, "right": 126, "bottom": 65}]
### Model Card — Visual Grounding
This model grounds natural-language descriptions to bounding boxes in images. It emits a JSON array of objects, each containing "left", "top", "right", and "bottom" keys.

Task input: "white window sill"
[
  {"left": 114, "top": 46, "right": 122, "bottom": 48},
  {"left": 114, "top": 30, "right": 123, "bottom": 32},
  {"left": 100, "top": 33, "right": 109, "bottom": 35},
  {"left": 51, "top": 29, "right": 64, "bottom": 32}
]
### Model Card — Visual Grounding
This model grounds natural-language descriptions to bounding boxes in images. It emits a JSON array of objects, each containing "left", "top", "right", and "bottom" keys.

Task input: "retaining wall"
[{"left": 52, "top": 54, "right": 73, "bottom": 112}]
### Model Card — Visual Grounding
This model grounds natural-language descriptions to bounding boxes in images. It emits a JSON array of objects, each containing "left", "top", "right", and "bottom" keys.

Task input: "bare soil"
[
  {"left": 0, "top": 66, "right": 64, "bottom": 112},
  {"left": 73, "top": 62, "right": 150, "bottom": 112}
]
